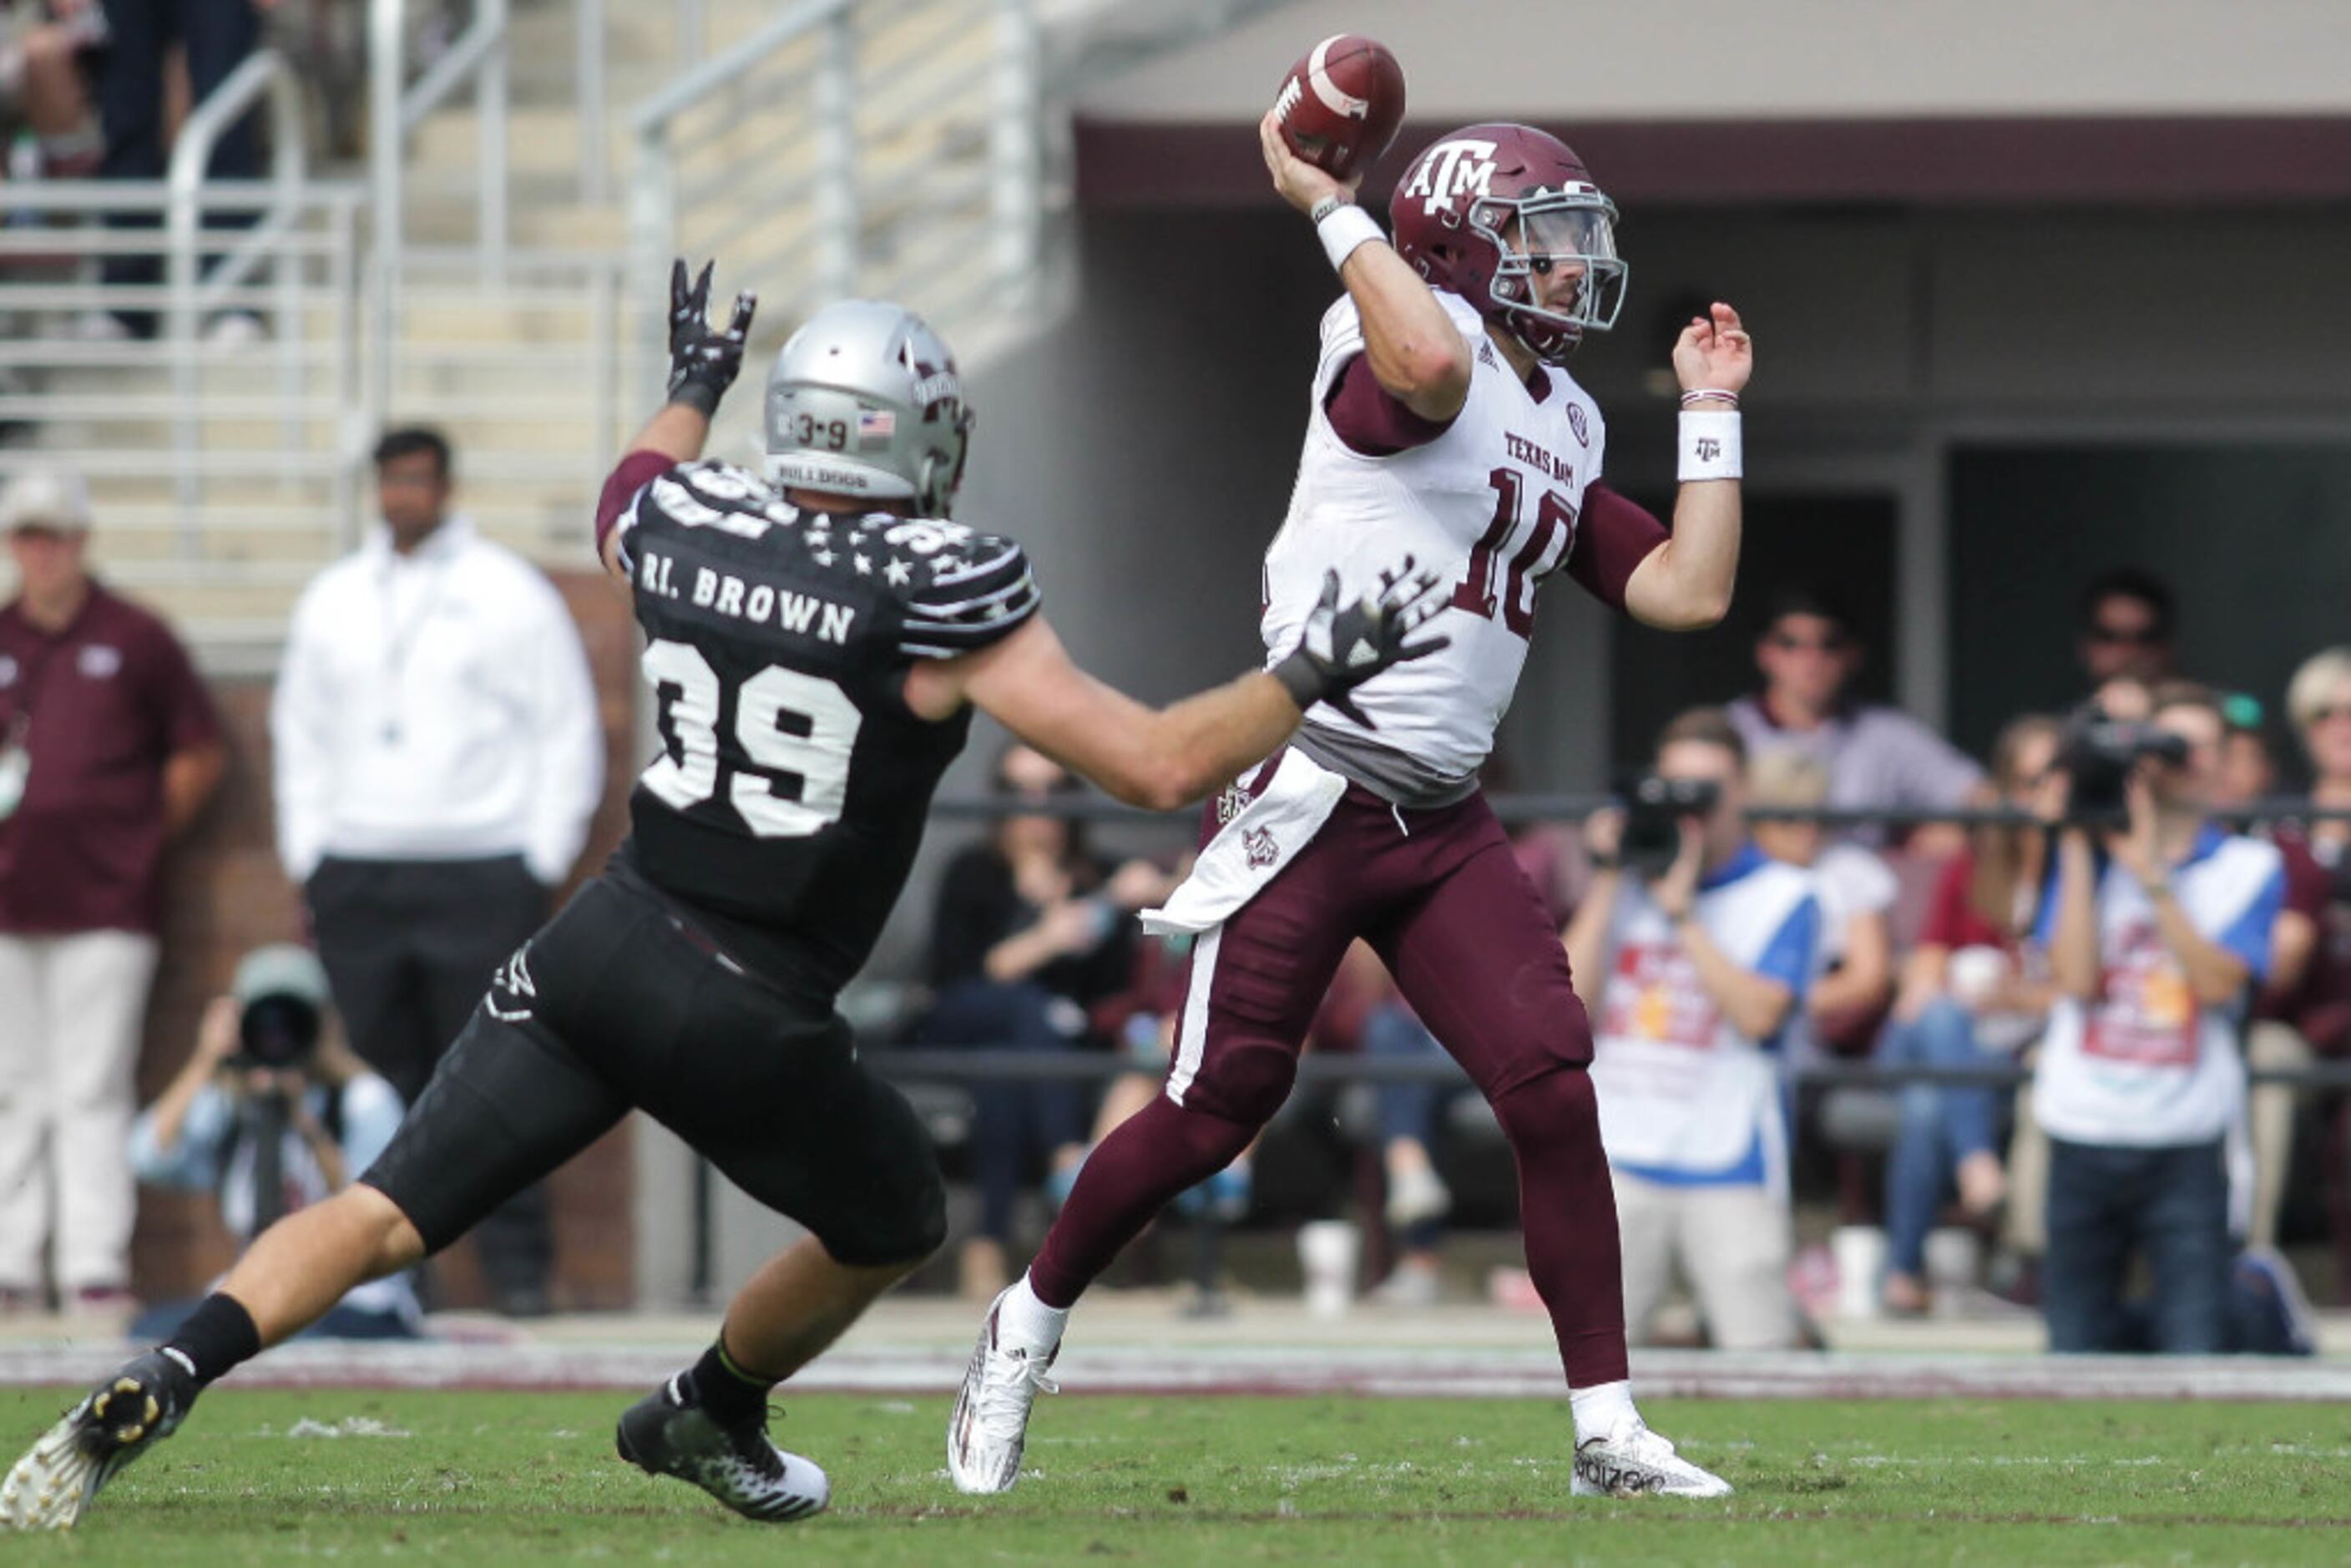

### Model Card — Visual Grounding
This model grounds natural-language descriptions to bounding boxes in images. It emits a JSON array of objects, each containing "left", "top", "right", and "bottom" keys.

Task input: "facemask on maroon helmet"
[{"left": 1388, "top": 124, "right": 1627, "bottom": 365}]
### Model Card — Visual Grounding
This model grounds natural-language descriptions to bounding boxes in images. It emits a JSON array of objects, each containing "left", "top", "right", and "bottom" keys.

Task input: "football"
[{"left": 1272, "top": 34, "right": 1407, "bottom": 183}]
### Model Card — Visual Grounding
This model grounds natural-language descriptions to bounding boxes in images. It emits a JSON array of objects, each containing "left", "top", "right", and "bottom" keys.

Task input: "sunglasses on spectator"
[
  {"left": 2086, "top": 624, "right": 2166, "bottom": 646},
  {"left": 1767, "top": 631, "right": 1849, "bottom": 653}
]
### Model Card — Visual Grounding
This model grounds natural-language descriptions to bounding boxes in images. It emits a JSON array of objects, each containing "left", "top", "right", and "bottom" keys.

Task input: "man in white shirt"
[
  {"left": 1566, "top": 709, "right": 1821, "bottom": 1349},
  {"left": 2034, "top": 683, "right": 2283, "bottom": 1353},
  {"left": 270, "top": 427, "right": 602, "bottom": 1314}
]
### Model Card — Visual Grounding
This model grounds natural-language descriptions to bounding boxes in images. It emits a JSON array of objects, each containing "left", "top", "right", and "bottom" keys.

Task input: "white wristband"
[
  {"left": 1677, "top": 409, "right": 1742, "bottom": 483},
  {"left": 1317, "top": 205, "right": 1385, "bottom": 273}
]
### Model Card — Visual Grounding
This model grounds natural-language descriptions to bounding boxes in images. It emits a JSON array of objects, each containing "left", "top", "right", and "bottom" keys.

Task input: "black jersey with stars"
[{"left": 607, "top": 458, "right": 1041, "bottom": 999}]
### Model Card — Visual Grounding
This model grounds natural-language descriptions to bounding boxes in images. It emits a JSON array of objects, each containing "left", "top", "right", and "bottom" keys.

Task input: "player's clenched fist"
[
  {"left": 665, "top": 257, "right": 758, "bottom": 416},
  {"left": 1270, "top": 559, "right": 1449, "bottom": 727}
]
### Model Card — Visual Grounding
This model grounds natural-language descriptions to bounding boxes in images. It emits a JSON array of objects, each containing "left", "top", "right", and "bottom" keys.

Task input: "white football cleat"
[
  {"left": 1570, "top": 1421, "right": 1733, "bottom": 1499},
  {"left": 946, "top": 1287, "right": 1059, "bottom": 1495},
  {"left": 1, "top": 1350, "right": 198, "bottom": 1530}
]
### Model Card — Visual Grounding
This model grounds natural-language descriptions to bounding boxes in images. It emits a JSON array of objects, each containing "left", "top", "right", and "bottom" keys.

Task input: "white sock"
[
  {"left": 1569, "top": 1380, "right": 1639, "bottom": 1445},
  {"left": 997, "top": 1272, "right": 1070, "bottom": 1351}
]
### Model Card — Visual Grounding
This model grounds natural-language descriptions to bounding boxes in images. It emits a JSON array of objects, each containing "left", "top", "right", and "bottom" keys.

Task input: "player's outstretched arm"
[
  {"left": 1260, "top": 111, "right": 1469, "bottom": 421},
  {"left": 597, "top": 258, "right": 756, "bottom": 579},
  {"left": 940, "top": 617, "right": 1302, "bottom": 812},
  {"left": 1620, "top": 303, "right": 1752, "bottom": 630},
  {"left": 910, "top": 569, "right": 1447, "bottom": 812}
]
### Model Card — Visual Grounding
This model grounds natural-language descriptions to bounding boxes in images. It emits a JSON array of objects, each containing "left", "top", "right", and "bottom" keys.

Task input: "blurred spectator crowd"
[
  {"left": 913, "top": 567, "right": 2351, "bottom": 1357},
  {"left": 3, "top": 398, "right": 2347, "bottom": 1358},
  {"left": 0, "top": 429, "right": 599, "bottom": 1324}
]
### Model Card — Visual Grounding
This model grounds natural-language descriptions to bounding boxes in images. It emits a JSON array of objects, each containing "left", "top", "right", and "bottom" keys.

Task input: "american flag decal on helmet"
[{"left": 857, "top": 408, "right": 897, "bottom": 451}]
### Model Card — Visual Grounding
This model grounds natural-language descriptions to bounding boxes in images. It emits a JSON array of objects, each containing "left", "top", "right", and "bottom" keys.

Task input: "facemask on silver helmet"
[{"left": 764, "top": 300, "right": 974, "bottom": 518}]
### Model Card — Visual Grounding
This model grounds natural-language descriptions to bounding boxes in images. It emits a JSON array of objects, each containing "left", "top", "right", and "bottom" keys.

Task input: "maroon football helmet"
[{"left": 1388, "top": 124, "right": 1626, "bottom": 365}]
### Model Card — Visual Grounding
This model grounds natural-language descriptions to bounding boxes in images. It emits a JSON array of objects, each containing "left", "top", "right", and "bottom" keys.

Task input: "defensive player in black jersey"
[{"left": 0, "top": 260, "right": 1443, "bottom": 1531}]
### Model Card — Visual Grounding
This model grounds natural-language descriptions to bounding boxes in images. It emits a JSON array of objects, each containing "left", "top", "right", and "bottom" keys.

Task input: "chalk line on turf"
[{"left": 1, "top": 1341, "right": 2347, "bottom": 1401}]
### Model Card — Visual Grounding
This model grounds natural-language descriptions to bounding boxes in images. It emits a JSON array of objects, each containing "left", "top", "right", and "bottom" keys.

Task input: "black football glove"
[
  {"left": 665, "top": 257, "right": 757, "bottom": 417},
  {"left": 1270, "top": 558, "right": 1450, "bottom": 728}
]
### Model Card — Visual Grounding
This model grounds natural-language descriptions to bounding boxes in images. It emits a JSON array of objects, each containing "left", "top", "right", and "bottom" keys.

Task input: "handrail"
[
  {"left": 369, "top": 0, "right": 510, "bottom": 425},
  {"left": 629, "top": 0, "right": 1043, "bottom": 454},
  {"left": 853, "top": 1049, "right": 2351, "bottom": 1091},
  {"left": 629, "top": 0, "right": 858, "bottom": 417},
  {"left": 164, "top": 47, "right": 307, "bottom": 551},
  {"left": 630, "top": 0, "right": 851, "bottom": 133},
  {"left": 913, "top": 793, "right": 2351, "bottom": 827},
  {"left": 988, "top": 0, "right": 1041, "bottom": 307},
  {"left": 396, "top": 8, "right": 510, "bottom": 137}
]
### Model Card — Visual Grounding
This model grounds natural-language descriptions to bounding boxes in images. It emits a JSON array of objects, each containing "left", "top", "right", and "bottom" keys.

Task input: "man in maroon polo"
[{"left": 0, "top": 463, "right": 224, "bottom": 1314}]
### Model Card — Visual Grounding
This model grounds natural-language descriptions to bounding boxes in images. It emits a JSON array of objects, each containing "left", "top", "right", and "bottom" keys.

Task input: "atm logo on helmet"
[{"left": 1400, "top": 139, "right": 1499, "bottom": 217}]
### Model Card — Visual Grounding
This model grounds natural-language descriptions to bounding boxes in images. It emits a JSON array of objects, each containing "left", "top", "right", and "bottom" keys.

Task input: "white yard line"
[{"left": 2, "top": 1341, "right": 2348, "bottom": 1401}]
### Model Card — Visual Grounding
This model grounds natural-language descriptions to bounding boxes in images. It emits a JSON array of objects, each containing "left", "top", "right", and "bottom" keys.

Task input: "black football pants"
[{"left": 307, "top": 854, "right": 553, "bottom": 1308}]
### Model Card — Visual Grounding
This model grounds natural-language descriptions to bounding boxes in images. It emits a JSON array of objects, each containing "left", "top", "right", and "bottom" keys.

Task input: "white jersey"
[
  {"left": 2032, "top": 829, "right": 2283, "bottom": 1149},
  {"left": 1588, "top": 847, "right": 1821, "bottom": 1190},
  {"left": 1262, "top": 289, "right": 1606, "bottom": 796}
]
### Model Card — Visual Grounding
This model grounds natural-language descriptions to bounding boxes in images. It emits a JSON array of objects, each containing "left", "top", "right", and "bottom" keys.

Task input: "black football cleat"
[
  {"left": 1, "top": 1349, "right": 200, "bottom": 1530},
  {"left": 615, "top": 1374, "right": 828, "bottom": 1523}
]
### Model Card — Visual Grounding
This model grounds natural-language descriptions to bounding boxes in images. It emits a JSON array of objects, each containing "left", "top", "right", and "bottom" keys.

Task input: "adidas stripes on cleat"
[{"left": 614, "top": 1374, "right": 829, "bottom": 1523}]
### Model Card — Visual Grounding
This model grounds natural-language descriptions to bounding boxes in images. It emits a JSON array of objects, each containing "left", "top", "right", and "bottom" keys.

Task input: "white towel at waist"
[{"left": 1140, "top": 750, "right": 1349, "bottom": 938}]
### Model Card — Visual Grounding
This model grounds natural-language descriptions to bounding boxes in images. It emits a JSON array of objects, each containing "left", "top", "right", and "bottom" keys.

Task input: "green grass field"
[{"left": 4, "top": 1386, "right": 2348, "bottom": 1564}]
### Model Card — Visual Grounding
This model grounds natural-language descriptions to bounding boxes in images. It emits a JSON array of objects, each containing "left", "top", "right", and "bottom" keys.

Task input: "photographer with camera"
[
  {"left": 2034, "top": 684, "right": 2284, "bottom": 1354},
  {"left": 1566, "top": 709, "right": 1821, "bottom": 1349},
  {"left": 128, "top": 946, "right": 418, "bottom": 1340}
]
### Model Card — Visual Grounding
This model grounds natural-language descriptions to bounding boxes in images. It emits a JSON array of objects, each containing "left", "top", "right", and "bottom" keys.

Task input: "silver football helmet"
[{"left": 763, "top": 300, "right": 974, "bottom": 517}]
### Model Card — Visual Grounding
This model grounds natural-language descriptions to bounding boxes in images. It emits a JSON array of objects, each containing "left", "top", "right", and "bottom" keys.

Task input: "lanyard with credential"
[{"left": 377, "top": 550, "right": 453, "bottom": 746}]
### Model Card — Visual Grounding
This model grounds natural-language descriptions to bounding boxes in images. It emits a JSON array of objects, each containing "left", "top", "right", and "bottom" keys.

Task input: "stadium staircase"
[{"left": 0, "top": 0, "right": 1267, "bottom": 665}]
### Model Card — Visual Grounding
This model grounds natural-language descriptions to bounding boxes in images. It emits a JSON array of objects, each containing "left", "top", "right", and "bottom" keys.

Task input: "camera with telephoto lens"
[
  {"left": 2057, "top": 710, "right": 2191, "bottom": 820},
  {"left": 231, "top": 991, "right": 322, "bottom": 1072},
  {"left": 1620, "top": 774, "right": 1722, "bottom": 878}
]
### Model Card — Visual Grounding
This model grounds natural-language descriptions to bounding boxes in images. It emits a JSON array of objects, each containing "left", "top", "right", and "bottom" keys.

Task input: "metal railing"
[
  {"left": 368, "top": 0, "right": 510, "bottom": 423},
  {"left": 629, "top": 0, "right": 1043, "bottom": 462},
  {"left": 0, "top": 29, "right": 367, "bottom": 610},
  {"left": 164, "top": 48, "right": 316, "bottom": 539},
  {"left": 0, "top": 180, "right": 367, "bottom": 639},
  {"left": 922, "top": 792, "right": 2351, "bottom": 830},
  {"left": 858, "top": 1048, "right": 2351, "bottom": 1092},
  {"left": 394, "top": 242, "right": 640, "bottom": 539}
]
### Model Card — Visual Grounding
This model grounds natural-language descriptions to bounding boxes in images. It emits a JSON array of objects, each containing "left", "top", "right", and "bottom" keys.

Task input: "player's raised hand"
[
  {"left": 1272, "top": 559, "right": 1450, "bottom": 728},
  {"left": 1259, "top": 109, "right": 1360, "bottom": 219},
  {"left": 665, "top": 257, "right": 758, "bottom": 417},
  {"left": 1671, "top": 301, "right": 1752, "bottom": 397}
]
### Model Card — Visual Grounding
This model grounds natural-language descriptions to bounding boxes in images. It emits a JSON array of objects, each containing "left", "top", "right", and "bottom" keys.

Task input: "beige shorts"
[{"left": 1610, "top": 1168, "right": 1800, "bottom": 1350}]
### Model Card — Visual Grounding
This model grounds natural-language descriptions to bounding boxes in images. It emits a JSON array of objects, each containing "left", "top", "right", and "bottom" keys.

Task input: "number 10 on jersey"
[{"left": 1450, "top": 468, "right": 1576, "bottom": 639}]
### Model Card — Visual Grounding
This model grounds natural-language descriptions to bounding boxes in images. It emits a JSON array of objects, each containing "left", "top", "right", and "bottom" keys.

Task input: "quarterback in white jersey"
[
  {"left": 1261, "top": 124, "right": 1747, "bottom": 803},
  {"left": 953, "top": 115, "right": 1755, "bottom": 1502},
  {"left": 1264, "top": 286, "right": 1606, "bottom": 787}
]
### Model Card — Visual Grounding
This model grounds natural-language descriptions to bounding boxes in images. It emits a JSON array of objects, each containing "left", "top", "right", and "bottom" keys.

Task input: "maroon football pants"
[{"left": 1027, "top": 775, "right": 1629, "bottom": 1388}]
